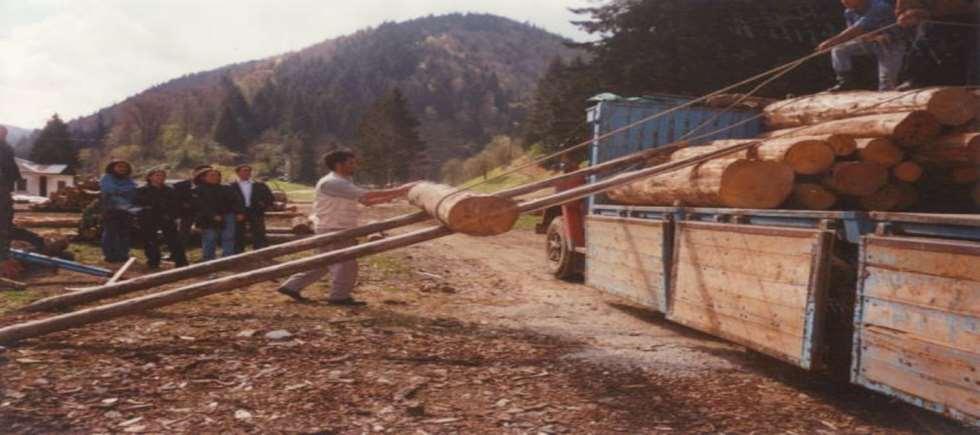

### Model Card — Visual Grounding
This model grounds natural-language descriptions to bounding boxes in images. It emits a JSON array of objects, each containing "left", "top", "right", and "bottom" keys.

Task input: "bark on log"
[
  {"left": 21, "top": 142, "right": 679, "bottom": 313},
  {"left": 764, "top": 87, "right": 977, "bottom": 128},
  {"left": 855, "top": 138, "right": 904, "bottom": 168},
  {"left": 671, "top": 137, "right": 834, "bottom": 175},
  {"left": 1, "top": 140, "right": 759, "bottom": 342},
  {"left": 762, "top": 111, "right": 942, "bottom": 148},
  {"left": 826, "top": 162, "right": 889, "bottom": 196},
  {"left": 789, "top": 183, "right": 837, "bottom": 210},
  {"left": 892, "top": 161, "right": 924, "bottom": 183},
  {"left": 407, "top": 182, "right": 519, "bottom": 236},
  {"left": 912, "top": 133, "right": 980, "bottom": 166},
  {"left": 290, "top": 217, "right": 314, "bottom": 235},
  {"left": 607, "top": 156, "right": 795, "bottom": 209},
  {"left": 858, "top": 184, "right": 903, "bottom": 211}
]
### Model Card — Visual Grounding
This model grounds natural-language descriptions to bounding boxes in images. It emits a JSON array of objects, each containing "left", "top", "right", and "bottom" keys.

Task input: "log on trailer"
[
  {"left": 670, "top": 137, "right": 834, "bottom": 175},
  {"left": 824, "top": 162, "right": 889, "bottom": 196},
  {"left": 762, "top": 111, "right": 942, "bottom": 148},
  {"left": 0, "top": 140, "right": 763, "bottom": 343},
  {"left": 407, "top": 182, "right": 519, "bottom": 236},
  {"left": 763, "top": 87, "right": 978, "bottom": 128},
  {"left": 789, "top": 183, "right": 837, "bottom": 210},
  {"left": 22, "top": 142, "right": 681, "bottom": 313},
  {"left": 892, "top": 161, "right": 924, "bottom": 183},
  {"left": 855, "top": 138, "right": 904, "bottom": 168},
  {"left": 912, "top": 133, "right": 980, "bottom": 166}
]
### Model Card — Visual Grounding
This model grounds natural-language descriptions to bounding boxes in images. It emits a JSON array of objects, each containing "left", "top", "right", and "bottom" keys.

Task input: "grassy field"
[{"left": 266, "top": 179, "right": 315, "bottom": 202}]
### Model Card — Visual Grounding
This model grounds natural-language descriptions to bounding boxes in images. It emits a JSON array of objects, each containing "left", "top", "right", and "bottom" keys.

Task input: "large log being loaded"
[
  {"left": 825, "top": 162, "right": 889, "bottom": 196},
  {"left": 855, "top": 138, "right": 904, "bottom": 168},
  {"left": 763, "top": 111, "right": 942, "bottom": 148},
  {"left": 672, "top": 137, "right": 834, "bottom": 175},
  {"left": 23, "top": 142, "right": 680, "bottom": 313},
  {"left": 912, "top": 133, "right": 980, "bottom": 166},
  {"left": 607, "top": 154, "right": 795, "bottom": 209},
  {"left": 0, "top": 140, "right": 761, "bottom": 342},
  {"left": 407, "top": 182, "right": 519, "bottom": 236},
  {"left": 764, "top": 87, "right": 977, "bottom": 128}
]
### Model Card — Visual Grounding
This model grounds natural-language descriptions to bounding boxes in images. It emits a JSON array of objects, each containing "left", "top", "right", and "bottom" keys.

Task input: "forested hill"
[{"left": 67, "top": 13, "right": 579, "bottom": 180}]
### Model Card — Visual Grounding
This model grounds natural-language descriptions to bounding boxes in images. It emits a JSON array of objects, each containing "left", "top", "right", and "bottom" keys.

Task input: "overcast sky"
[{"left": 0, "top": 0, "right": 594, "bottom": 129}]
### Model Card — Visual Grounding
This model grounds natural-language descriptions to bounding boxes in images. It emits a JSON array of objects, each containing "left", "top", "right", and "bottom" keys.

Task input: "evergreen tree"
[
  {"left": 213, "top": 105, "right": 246, "bottom": 152},
  {"left": 522, "top": 56, "right": 599, "bottom": 165},
  {"left": 30, "top": 114, "right": 78, "bottom": 167},
  {"left": 357, "top": 88, "right": 426, "bottom": 185}
]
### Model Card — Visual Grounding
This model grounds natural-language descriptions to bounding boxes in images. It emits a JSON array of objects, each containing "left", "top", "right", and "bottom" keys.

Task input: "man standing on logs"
[
  {"left": 231, "top": 164, "right": 274, "bottom": 252},
  {"left": 817, "top": 0, "right": 906, "bottom": 91},
  {"left": 276, "top": 150, "right": 416, "bottom": 305}
]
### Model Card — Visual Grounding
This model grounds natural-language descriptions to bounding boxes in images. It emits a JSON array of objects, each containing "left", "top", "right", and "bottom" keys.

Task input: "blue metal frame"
[{"left": 11, "top": 249, "right": 113, "bottom": 277}]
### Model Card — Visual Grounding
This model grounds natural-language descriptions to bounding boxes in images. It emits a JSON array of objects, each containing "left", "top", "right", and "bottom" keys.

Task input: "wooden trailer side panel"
[
  {"left": 667, "top": 221, "right": 833, "bottom": 368},
  {"left": 853, "top": 236, "right": 980, "bottom": 426},
  {"left": 585, "top": 216, "right": 669, "bottom": 312}
]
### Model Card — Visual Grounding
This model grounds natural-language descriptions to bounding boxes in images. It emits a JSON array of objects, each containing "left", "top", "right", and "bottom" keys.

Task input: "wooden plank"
[
  {"left": 676, "top": 222, "right": 819, "bottom": 256},
  {"left": 869, "top": 212, "right": 980, "bottom": 228},
  {"left": 672, "top": 261, "right": 809, "bottom": 309},
  {"left": 858, "top": 356, "right": 980, "bottom": 420},
  {"left": 864, "top": 237, "right": 980, "bottom": 282},
  {"left": 669, "top": 298, "right": 803, "bottom": 365},
  {"left": 675, "top": 244, "right": 813, "bottom": 286},
  {"left": 586, "top": 219, "right": 666, "bottom": 311},
  {"left": 860, "top": 326, "right": 978, "bottom": 392},
  {"left": 863, "top": 266, "right": 980, "bottom": 317},
  {"left": 671, "top": 291, "right": 807, "bottom": 336},
  {"left": 861, "top": 298, "right": 979, "bottom": 350}
]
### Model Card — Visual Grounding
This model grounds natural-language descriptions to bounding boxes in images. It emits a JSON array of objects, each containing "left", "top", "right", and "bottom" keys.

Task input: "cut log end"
[
  {"left": 925, "top": 87, "right": 978, "bottom": 126},
  {"left": 790, "top": 183, "right": 837, "bottom": 210},
  {"left": 856, "top": 138, "right": 904, "bottom": 168},
  {"left": 859, "top": 184, "right": 903, "bottom": 211},
  {"left": 782, "top": 140, "right": 836, "bottom": 175},
  {"left": 719, "top": 160, "right": 795, "bottom": 208},
  {"left": 408, "top": 182, "right": 519, "bottom": 236},
  {"left": 830, "top": 162, "right": 889, "bottom": 196},
  {"left": 892, "top": 161, "right": 924, "bottom": 183},
  {"left": 892, "top": 111, "right": 943, "bottom": 148},
  {"left": 825, "top": 134, "right": 857, "bottom": 156}
]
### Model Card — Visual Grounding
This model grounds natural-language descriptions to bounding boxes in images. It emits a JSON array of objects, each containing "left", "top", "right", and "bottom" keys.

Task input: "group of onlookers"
[
  {"left": 98, "top": 161, "right": 274, "bottom": 268},
  {"left": 819, "top": 0, "right": 977, "bottom": 92}
]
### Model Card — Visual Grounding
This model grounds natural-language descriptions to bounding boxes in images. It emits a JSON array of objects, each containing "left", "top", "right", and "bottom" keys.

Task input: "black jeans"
[
  {"left": 235, "top": 209, "right": 267, "bottom": 252},
  {"left": 141, "top": 216, "right": 187, "bottom": 267},
  {"left": 0, "top": 191, "right": 45, "bottom": 260}
]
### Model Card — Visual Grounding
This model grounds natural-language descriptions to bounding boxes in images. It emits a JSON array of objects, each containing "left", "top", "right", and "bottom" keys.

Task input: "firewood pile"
[
  {"left": 608, "top": 87, "right": 979, "bottom": 212},
  {"left": 29, "top": 181, "right": 100, "bottom": 213}
]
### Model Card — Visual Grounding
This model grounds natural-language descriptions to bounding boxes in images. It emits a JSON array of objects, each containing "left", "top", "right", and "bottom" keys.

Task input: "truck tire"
[{"left": 546, "top": 218, "right": 584, "bottom": 280}]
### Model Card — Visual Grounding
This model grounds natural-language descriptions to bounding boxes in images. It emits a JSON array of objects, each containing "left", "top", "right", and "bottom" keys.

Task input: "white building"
[{"left": 13, "top": 158, "right": 75, "bottom": 198}]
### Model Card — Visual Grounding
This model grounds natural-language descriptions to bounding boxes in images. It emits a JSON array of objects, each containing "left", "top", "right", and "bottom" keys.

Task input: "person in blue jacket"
[{"left": 99, "top": 159, "right": 140, "bottom": 263}]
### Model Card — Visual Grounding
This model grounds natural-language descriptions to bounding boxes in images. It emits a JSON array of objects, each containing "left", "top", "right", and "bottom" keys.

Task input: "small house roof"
[{"left": 15, "top": 158, "right": 71, "bottom": 175}]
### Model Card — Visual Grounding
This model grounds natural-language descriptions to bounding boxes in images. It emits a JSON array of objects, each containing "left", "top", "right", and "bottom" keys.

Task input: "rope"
[{"left": 453, "top": 23, "right": 900, "bottom": 196}]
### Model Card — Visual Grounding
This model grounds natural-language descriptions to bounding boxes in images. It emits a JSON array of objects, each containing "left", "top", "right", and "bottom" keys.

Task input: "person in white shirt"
[
  {"left": 231, "top": 165, "right": 275, "bottom": 252},
  {"left": 277, "top": 150, "right": 415, "bottom": 305}
]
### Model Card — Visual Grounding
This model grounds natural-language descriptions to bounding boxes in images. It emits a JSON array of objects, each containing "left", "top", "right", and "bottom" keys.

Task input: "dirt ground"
[{"left": 0, "top": 204, "right": 976, "bottom": 434}]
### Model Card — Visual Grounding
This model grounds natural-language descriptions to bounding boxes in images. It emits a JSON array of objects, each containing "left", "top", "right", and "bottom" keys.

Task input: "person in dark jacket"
[
  {"left": 230, "top": 164, "right": 275, "bottom": 252},
  {"left": 173, "top": 164, "right": 213, "bottom": 246},
  {"left": 0, "top": 126, "right": 45, "bottom": 277},
  {"left": 99, "top": 159, "right": 140, "bottom": 263},
  {"left": 193, "top": 167, "right": 244, "bottom": 261},
  {"left": 136, "top": 168, "right": 188, "bottom": 269}
]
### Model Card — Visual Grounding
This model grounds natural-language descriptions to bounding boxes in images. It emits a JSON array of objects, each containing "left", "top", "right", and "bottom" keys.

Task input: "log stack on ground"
[
  {"left": 30, "top": 185, "right": 99, "bottom": 212},
  {"left": 407, "top": 182, "right": 519, "bottom": 236}
]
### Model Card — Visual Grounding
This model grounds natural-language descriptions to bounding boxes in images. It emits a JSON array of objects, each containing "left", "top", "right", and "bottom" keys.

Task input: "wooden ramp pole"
[
  {"left": 106, "top": 258, "right": 136, "bottom": 285},
  {"left": 0, "top": 140, "right": 754, "bottom": 344},
  {"left": 22, "top": 143, "right": 674, "bottom": 313}
]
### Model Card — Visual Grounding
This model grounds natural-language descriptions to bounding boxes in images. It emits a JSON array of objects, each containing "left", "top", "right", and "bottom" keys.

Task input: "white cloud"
[{"left": 0, "top": 0, "right": 593, "bottom": 129}]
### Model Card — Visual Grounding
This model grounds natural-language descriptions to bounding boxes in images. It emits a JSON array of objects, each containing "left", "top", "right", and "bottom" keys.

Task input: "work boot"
[{"left": 827, "top": 72, "right": 859, "bottom": 92}]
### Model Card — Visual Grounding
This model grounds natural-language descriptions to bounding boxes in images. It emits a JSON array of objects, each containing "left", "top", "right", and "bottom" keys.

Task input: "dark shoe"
[
  {"left": 326, "top": 298, "right": 367, "bottom": 306},
  {"left": 827, "top": 73, "right": 859, "bottom": 92},
  {"left": 277, "top": 287, "right": 309, "bottom": 303}
]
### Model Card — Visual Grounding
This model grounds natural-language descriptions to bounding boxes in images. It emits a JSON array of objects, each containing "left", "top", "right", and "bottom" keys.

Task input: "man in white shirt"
[{"left": 277, "top": 150, "right": 415, "bottom": 305}]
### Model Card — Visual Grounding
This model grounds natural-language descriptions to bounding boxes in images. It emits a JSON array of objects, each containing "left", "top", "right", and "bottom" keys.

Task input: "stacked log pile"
[
  {"left": 606, "top": 87, "right": 979, "bottom": 211},
  {"left": 29, "top": 185, "right": 100, "bottom": 212}
]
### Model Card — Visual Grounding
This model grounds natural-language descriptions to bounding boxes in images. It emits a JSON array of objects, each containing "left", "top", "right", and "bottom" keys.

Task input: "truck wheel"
[{"left": 546, "top": 218, "right": 584, "bottom": 280}]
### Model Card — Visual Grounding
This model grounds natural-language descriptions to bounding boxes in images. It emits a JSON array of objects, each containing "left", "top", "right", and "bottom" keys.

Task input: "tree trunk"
[
  {"left": 671, "top": 137, "right": 834, "bottom": 175},
  {"left": 855, "top": 138, "right": 904, "bottom": 168},
  {"left": 825, "top": 162, "right": 889, "bottom": 196},
  {"left": 607, "top": 156, "right": 795, "bottom": 209},
  {"left": 789, "top": 183, "right": 837, "bottom": 210},
  {"left": 762, "top": 111, "right": 942, "bottom": 148},
  {"left": 912, "top": 133, "right": 980, "bottom": 166},
  {"left": 892, "top": 161, "right": 924, "bottom": 183},
  {"left": 764, "top": 87, "right": 977, "bottom": 128},
  {"left": 407, "top": 182, "right": 519, "bottom": 236}
]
